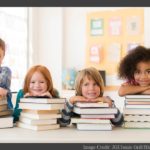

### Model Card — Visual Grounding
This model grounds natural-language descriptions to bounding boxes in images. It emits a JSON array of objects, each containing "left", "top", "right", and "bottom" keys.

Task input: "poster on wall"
[
  {"left": 127, "top": 16, "right": 140, "bottom": 35},
  {"left": 89, "top": 45, "right": 101, "bottom": 63},
  {"left": 90, "top": 18, "right": 104, "bottom": 36},
  {"left": 109, "top": 17, "right": 122, "bottom": 36},
  {"left": 107, "top": 43, "right": 121, "bottom": 62}
]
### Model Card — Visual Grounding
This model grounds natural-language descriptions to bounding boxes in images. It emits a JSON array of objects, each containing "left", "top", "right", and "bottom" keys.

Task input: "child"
[
  {"left": 58, "top": 67, "right": 123, "bottom": 127},
  {"left": 13, "top": 65, "right": 59, "bottom": 122},
  {"left": 0, "top": 38, "right": 13, "bottom": 109},
  {"left": 118, "top": 46, "right": 150, "bottom": 96}
]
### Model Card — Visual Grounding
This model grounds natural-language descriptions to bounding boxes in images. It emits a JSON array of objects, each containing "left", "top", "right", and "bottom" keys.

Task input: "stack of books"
[
  {"left": 71, "top": 102, "right": 118, "bottom": 130},
  {"left": 17, "top": 97, "right": 66, "bottom": 131},
  {"left": 0, "top": 96, "right": 13, "bottom": 128},
  {"left": 124, "top": 95, "right": 150, "bottom": 128}
]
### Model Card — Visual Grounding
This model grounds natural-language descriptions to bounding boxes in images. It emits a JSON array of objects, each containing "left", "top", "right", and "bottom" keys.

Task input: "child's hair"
[
  {"left": 118, "top": 45, "right": 150, "bottom": 81},
  {"left": 75, "top": 67, "right": 104, "bottom": 97},
  {"left": 0, "top": 38, "right": 5, "bottom": 55},
  {"left": 23, "top": 65, "right": 57, "bottom": 97}
]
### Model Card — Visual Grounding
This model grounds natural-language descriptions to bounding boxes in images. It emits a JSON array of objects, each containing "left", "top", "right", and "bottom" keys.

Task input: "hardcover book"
[
  {"left": 17, "top": 122, "right": 60, "bottom": 131},
  {"left": 20, "top": 97, "right": 66, "bottom": 104},
  {"left": 73, "top": 106, "right": 117, "bottom": 115},
  {"left": 19, "top": 103, "right": 64, "bottom": 110},
  {"left": 19, "top": 116, "right": 57, "bottom": 125}
]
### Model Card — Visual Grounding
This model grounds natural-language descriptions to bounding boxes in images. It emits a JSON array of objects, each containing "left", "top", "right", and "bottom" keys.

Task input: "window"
[{"left": 0, "top": 7, "right": 28, "bottom": 92}]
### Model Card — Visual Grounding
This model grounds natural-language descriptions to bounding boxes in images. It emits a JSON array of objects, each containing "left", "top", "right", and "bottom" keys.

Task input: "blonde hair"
[
  {"left": 0, "top": 38, "right": 5, "bottom": 55},
  {"left": 23, "top": 65, "right": 57, "bottom": 97},
  {"left": 75, "top": 67, "right": 104, "bottom": 97}
]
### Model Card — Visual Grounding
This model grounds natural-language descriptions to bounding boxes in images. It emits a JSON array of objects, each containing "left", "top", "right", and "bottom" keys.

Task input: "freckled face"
[{"left": 29, "top": 71, "right": 48, "bottom": 96}]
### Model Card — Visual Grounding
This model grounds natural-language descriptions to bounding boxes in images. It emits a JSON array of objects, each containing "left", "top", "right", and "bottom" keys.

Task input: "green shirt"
[{"left": 13, "top": 89, "right": 59, "bottom": 122}]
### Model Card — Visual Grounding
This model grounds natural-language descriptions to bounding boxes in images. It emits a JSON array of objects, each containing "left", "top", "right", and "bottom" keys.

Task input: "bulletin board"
[{"left": 86, "top": 8, "right": 144, "bottom": 83}]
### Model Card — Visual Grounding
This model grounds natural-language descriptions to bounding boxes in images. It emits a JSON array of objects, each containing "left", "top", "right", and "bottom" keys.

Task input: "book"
[
  {"left": 73, "top": 107, "right": 117, "bottom": 115},
  {"left": 0, "top": 116, "right": 13, "bottom": 128},
  {"left": 19, "top": 116, "right": 57, "bottom": 125},
  {"left": 17, "top": 122, "right": 60, "bottom": 131},
  {"left": 81, "top": 114, "right": 115, "bottom": 119},
  {"left": 125, "top": 95, "right": 150, "bottom": 99},
  {"left": 19, "top": 103, "right": 64, "bottom": 110},
  {"left": 0, "top": 99, "right": 7, "bottom": 105},
  {"left": 0, "top": 104, "right": 8, "bottom": 111},
  {"left": 124, "top": 122, "right": 150, "bottom": 128},
  {"left": 125, "top": 101, "right": 150, "bottom": 105},
  {"left": 126, "top": 99, "right": 150, "bottom": 102},
  {"left": 71, "top": 118, "right": 110, "bottom": 124},
  {"left": 20, "top": 97, "right": 66, "bottom": 104},
  {"left": 125, "top": 105, "right": 150, "bottom": 109},
  {"left": 0, "top": 95, "right": 7, "bottom": 101},
  {"left": 22, "top": 109, "right": 59, "bottom": 114},
  {"left": 0, "top": 109, "right": 13, "bottom": 117},
  {"left": 77, "top": 123, "right": 112, "bottom": 130},
  {"left": 75, "top": 102, "right": 109, "bottom": 108},
  {"left": 20, "top": 112, "right": 61, "bottom": 119},
  {"left": 124, "top": 115, "right": 150, "bottom": 122},
  {"left": 123, "top": 108, "right": 150, "bottom": 115}
]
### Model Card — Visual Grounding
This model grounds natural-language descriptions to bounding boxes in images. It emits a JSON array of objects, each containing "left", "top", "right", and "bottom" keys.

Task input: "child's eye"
[
  {"left": 40, "top": 81, "right": 44, "bottom": 83},
  {"left": 83, "top": 83, "right": 89, "bottom": 86},
  {"left": 31, "top": 81, "right": 35, "bottom": 84},
  {"left": 147, "top": 70, "right": 150, "bottom": 74}
]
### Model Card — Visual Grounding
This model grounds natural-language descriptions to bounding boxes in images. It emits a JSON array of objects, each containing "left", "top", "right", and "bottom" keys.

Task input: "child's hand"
[
  {"left": 24, "top": 92, "right": 32, "bottom": 97},
  {"left": 91, "top": 96, "right": 113, "bottom": 107},
  {"left": 69, "top": 96, "right": 88, "bottom": 104},
  {"left": 40, "top": 91, "right": 52, "bottom": 98},
  {"left": 0, "top": 87, "right": 8, "bottom": 96}
]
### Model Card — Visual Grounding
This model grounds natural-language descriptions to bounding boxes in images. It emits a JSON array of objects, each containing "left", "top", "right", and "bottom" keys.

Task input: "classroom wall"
[{"left": 29, "top": 7, "right": 150, "bottom": 107}]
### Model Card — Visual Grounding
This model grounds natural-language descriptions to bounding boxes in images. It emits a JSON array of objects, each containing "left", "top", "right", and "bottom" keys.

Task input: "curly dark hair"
[{"left": 118, "top": 45, "right": 150, "bottom": 80}]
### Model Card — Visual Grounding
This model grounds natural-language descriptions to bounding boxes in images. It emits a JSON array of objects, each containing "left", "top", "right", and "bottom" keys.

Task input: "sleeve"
[
  {"left": 1, "top": 67, "right": 13, "bottom": 109},
  {"left": 13, "top": 89, "right": 24, "bottom": 122},
  {"left": 108, "top": 97, "right": 124, "bottom": 126},
  {"left": 57, "top": 101, "right": 74, "bottom": 127}
]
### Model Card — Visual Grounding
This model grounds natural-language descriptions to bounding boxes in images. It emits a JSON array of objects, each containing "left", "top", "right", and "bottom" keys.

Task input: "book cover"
[
  {"left": 19, "top": 103, "right": 64, "bottom": 110},
  {"left": 20, "top": 112, "right": 61, "bottom": 119},
  {"left": 81, "top": 114, "right": 115, "bottom": 119},
  {"left": 124, "top": 115, "right": 150, "bottom": 122},
  {"left": 20, "top": 97, "right": 66, "bottom": 104},
  {"left": 125, "top": 101, "right": 150, "bottom": 105},
  {"left": 125, "top": 104, "right": 150, "bottom": 109},
  {"left": 77, "top": 123, "right": 112, "bottom": 131},
  {"left": 71, "top": 118, "right": 110, "bottom": 124},
  {"left": 19, "top": 116, "right": 57, "bottom": 125},
  {"left": 0, "top": 104, "right": 8, "bottom": 112},
  {"left": 17, "top": 122, "right": 60, "bottom": 131},
  {"left": 123, "top": 108, "right": 150, "bottom": 115},
  {"left": 0, "top": 109, "right": 13, "bottom": 117},
  {"left": 73, "top": 107, "right": 117, "bottom": 115},
  {"left": 0, "top": 99, "right": 7, "bottom": 105},
  {"left": 125, "top": 95, "right": 150, "bottom": 99},
  {"left": 75, "top": 102, "right": 109, "bottom": 108},
  {"left": 124, "top": 122, "right": 150, "bottom": 128},
  {"left": 22, "top": 109, "right": 59, "bottom": 114},
  {"left": 0, "top": 116, "right": 13, "bottom": 128}
]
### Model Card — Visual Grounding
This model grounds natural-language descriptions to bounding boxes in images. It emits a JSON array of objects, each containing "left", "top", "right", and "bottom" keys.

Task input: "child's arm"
[
  {"left": 118, "top": 84, "right": 150, "bottom": 96},
  {"left": 141, "top": 89, "right": 150, "bottom": 95},
  {"left": 69, "top": 96, "right": 89, "bottom": 104},
  {"left": 13, "top": 89, "right": 24, "bottom": 122},
  {"left": 58, "top": 100, "right": 74, "bottom": 127}
]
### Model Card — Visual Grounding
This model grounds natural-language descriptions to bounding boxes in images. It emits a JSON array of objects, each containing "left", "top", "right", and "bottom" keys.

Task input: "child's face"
[
  {"left": 134, "top": 61, "right": 150, "bottom": 86},
  {"left": 81, "top": 76, "right": 100, "bottom": 99},
  {"left": 0, "top": 47, "right": 4, "bottom": 65},
  {"left": 29, "top": 71, "right": 48, "bottom": 96}
]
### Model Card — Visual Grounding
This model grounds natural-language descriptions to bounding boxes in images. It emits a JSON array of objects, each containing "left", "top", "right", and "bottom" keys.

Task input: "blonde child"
[
  {"left": 59, "top": 67, "right": 123, "bottom": 126},
  {"left": 13, "top": 65, "right": 59, "bottom": 122},
  {"left": 0, "top": 38, "right": 13, "bottom": 109},
  {"left": 118, "top": 46, "right": 150, "bottom": 96}
]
